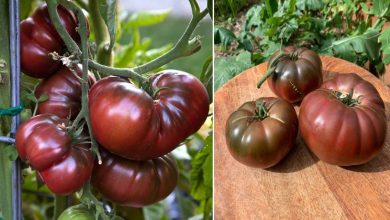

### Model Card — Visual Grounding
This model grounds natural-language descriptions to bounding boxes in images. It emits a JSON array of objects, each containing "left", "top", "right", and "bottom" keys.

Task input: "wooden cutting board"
[{"left": 214, "top": 56, "right": 390, "bottom": 220}]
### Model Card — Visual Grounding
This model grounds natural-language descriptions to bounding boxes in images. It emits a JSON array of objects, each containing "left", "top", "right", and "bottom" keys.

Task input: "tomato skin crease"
[
  {"left": 266, "top": 46, "right": 323, "bottom": 103},
  {"left": 15, "top": 114, "right": 94, "bottom": 195},
  {"left": 20, "top": 4, "right": 86, "bottom": 78},
  {"left": 299, "top": 73, "right": 387, "bottom": 166},
  {"left": 89, "top": 70, "right": 210, "bottom": 160},
  {"left": 92, "top": 150, "right": 178, "bottom": 207},
  {"left": 35, "top": 65, "right": 96, "bottom": 119},
  {"left": 225, "top": 97, "right": 298, "bottom": 168}
]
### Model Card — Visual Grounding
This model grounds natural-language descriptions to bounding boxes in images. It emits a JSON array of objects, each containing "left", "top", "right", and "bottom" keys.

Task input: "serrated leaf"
[
  {"left": 214, "top": 27, "right": 237, "bottom": 49},
  {"left": 127, "top": 10, "right": 171, "bottom": 27},
  {"left": 379, "top": 27, "right": 390, "bottom": 64},
  {"left": 214, "top": 51, "right": 253, "bottom": 91},
  {"left": 243, "top": 5, "right": 266, "bottom": 32},
  {"left": 190, "top": 135, "right": 212, "bottom": 201},
  {"left": 98, "top": 0, "right": 117, "bottom": 50}
]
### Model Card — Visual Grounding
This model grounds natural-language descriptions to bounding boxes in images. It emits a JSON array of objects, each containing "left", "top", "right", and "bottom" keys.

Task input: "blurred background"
[{"left": 118, "top": 0, "right": 212, "bottom": 77}]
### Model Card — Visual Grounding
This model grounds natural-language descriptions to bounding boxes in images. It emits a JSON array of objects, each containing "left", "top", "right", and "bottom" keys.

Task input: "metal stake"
[{"left": 9, "top": 0, "right": 22, "bottom": 219}]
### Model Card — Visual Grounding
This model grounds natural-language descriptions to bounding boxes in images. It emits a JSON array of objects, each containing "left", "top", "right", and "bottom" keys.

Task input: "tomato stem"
[
  {"left": 53, "top": 195, "right": 68, "bottom": 220},
  {"left": 334, "top": 90, "right": 360, "bottom": 107},
  {"left": 255, "top": 100, "right": 269, "bottom": 120},
  {"left": 257, "top": 52, "right": 285, "bottom": 88},
  {"left": 80, "top": 182, "right": 110, "bottom": 220}
]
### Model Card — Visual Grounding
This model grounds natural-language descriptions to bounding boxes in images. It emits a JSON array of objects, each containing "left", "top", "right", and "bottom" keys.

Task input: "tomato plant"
[
  {"left": 299, "top": 73, "right": 387, "bottom": 166},
  {"left": 15, "top": 114, "right": 94, "bottom": 195},
  {"left": 92, "top": 150, "right": 178, "bottom": 207},
  {"left": 257, "top": 46, "right": 323, "bottom": 103},
  {"left": 89, "top": 70, "right": 209, "bottom": 160},
  {"left": 20, "top": 4, "right": 82, "bottom": 78},
  {"left": 1, "top": 0, "right": 212, "bottom": 219},
  {"left": 35, "top": 65, "right": 95, "bottom": 119},
  {"left": 225, "top": 97, "right": 298, "bottom": 168}
]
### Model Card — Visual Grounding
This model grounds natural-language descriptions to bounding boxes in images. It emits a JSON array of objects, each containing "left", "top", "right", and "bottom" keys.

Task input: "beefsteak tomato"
[
  {"left": 89, "top": 70, "right": 209, "bottom": 160},
  {"left": 225, "top": 97, "right": 298, "bottom": 168},
  {"left": 35, "top": 65, "right": 95, "bottom": 119},
  {"left": 260, "top": 47, "right": 323, "bottom": 103},
  {"left": 20, "top": 4, "right": 82, "bottom": 78},
  {"left": 92, "top": 150, "right": 178, "bottom": 207},
  {"left": 299, "top": 73, "right": 387, "bottom": 166},
  {"left": 15, "top": 114, "right": 94, "bottom": 195}
]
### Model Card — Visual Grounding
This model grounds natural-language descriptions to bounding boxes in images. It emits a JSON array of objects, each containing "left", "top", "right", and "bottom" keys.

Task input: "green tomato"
[{"left": 58, "top": 205, "right": 95, "bottom": 220}]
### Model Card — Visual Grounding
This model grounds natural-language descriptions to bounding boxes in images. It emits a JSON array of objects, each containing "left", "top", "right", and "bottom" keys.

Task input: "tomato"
[
  {"left": 89, "top": 70, "right": 209, "bottom": 160},
  {"left": 58, "top": 205, "right": 95, "bottom": 220},
  {"left": 20, "top": 4, "right": 82, "bottom": 78},
  {"left": 92, "top": 149, "right": 178, "bottom": 207},
  {"left": 35, "top": 65, "right": 96, "bottom": 119},
  {"left": 15, "top": 114, "right": 94, "bottom": 195},
  {"left": 299, "top": 73, "right": 387, "bottom": 166},
  {"left": 225, "top": 97, "right": 298, "bottom": 168},
  {"left": 262, "top": 47, "right": 323, "bottom": 103}
]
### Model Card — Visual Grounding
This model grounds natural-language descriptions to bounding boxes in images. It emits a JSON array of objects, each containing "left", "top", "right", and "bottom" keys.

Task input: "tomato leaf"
[
  {"left": 190, "top": 135, "right": 212, "bottom": 201},
  {"left": 98, "top": 0, "right": 117, "bottom": 50},
  {"left": 379, "top": 26, "right": 390, "bottom": 64},
  {"left": 214, "top": 51, "right": 253, "bottom": 91},
  {"left": 214, "top": 26, "right": 237, "bottom": 49},
  {"left": 125, "top": 9, "right": 171, "bottom": 27},
  {"left": 143, "top": 202, "right": 169, "bottom": 220}
]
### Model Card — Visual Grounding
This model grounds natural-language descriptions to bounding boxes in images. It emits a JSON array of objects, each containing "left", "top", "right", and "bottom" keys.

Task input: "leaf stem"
[
  {"left": 131, "top": 8, "right": 208, "bottom": 74},
  {"left": 46, "top": 0, "right": 81, "bottom": 57},
  {"left": 88, "top": 0, "right": 112, "bottom": 66},
  {"left": 53, "top": 195, "right": 67, "bottom": 220}
]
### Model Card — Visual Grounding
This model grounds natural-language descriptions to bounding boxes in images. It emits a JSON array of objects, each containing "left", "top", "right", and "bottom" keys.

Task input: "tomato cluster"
[
  {"left": 17, "top": 4, "right": 209, "bottom": 208},
  {"left": 226, "top": 48, "right": 387, "bottom": 168}
]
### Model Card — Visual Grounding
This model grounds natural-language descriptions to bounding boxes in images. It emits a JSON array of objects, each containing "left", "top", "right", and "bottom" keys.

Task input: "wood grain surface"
[{"left": 214, "top": 56, "right": 390, "bottom": 220}]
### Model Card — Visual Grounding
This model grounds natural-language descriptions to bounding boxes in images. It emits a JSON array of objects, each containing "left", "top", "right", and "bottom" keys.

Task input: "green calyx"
[
  {"left": 254, "top": 100, "right": 269, "bottom": 120},
  {"left": 334, "top": 90, "right": 360, "bottom": 107}
]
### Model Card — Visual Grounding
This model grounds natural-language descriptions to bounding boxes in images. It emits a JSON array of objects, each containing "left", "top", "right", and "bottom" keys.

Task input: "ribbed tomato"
[
  {"left": 35, "top": 65, "right": 95, "bottom": 119},
  {"left": 259, "top": 47, "right": 323, "bottom": 103},
  {"left": 89, "top": 70, "right": 209, "bottom": 160},
  {"left": 225, "top": 97, "right": 298, "bottom": 168},
  {"left": 20, "top": 4, "right": 82, "bottom": 78},
  {"left": 92, "top": 150, "right": 178, "bottom": 207},
  {"left": 299, "top": 73, "right": 387, "bottom": 166},
  {"left": 15, "top": 114, "right": 94, "bottom": 195}
]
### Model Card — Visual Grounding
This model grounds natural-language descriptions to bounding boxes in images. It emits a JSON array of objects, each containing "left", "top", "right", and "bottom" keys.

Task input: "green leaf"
[
  {"left": 126, "top": 9, "right": 171, "bottom": 27},
  {"left": 214, "top": 27, "right": 237, "bottom": 49},
  {"left": 38, "top": 94, "right": 49, "bottom": 102},
  {"left": 98, "top": 0, "right": 117, "bottom": 50},
  {"left": 214, "top": 51, "right": 253, "bottom": 91},
  {"left": 4, "top": 145, "right": 18, "bottom": 161},
  {"left": 190, "top": 135, "right": 212, "bottom": 201},
  {"left": 243, "top": 5, "right": 266, "bottom": 32},
  {"left": 20, "top": 0, "right": 34, "bottom": 19},
  {"left": 199, "top": 57, "right": 213, "bottom": 101},
  {"left": 143, "top": 202, "right": 169, "bottom": 220},
  {"left": 379, "top": 26, "right": 390, "bottom": 64},
  {"left": 297, "top": 0, "right": 323, "bottom": 11}
]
